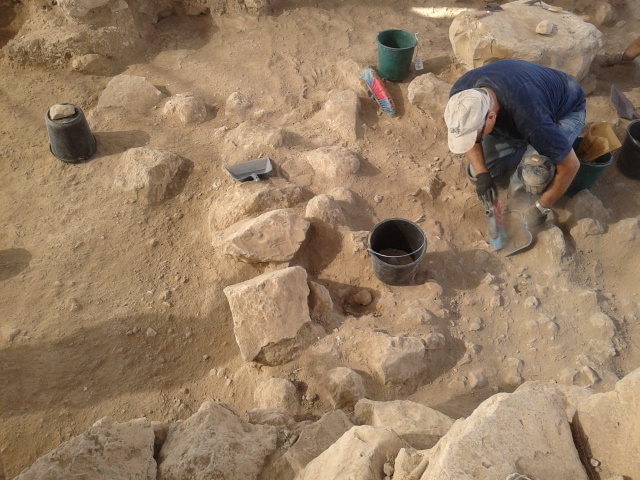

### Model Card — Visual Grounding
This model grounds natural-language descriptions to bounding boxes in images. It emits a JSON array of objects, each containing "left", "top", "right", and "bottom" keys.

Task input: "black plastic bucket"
[
  {"left": 45, "top": 103, "right": 97, "bottom": 163},
  {"left": 617, "top": 119, "right": 640, "bottom": 180},
  {"left": 566, "top": 137, "right": 614, "bottom": 196},
  {"left": 368, "top": 218, "right": 426, "bottom": 286}
]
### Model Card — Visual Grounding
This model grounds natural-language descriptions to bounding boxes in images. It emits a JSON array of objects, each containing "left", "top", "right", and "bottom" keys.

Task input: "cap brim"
[{"left": 448, "top": 130, "right": 477, "bottom": 155}]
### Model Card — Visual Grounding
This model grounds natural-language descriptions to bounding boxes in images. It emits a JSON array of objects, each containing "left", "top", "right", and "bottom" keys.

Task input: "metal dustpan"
[
  {"left": 610, "top": 85, "right": 640, "bottom": 120},
  {"left": 224, "top": 157, "right": 273, "bottom": 182},
  {"left": 502, "top": 210, "right": 533, "bottom": 256}
]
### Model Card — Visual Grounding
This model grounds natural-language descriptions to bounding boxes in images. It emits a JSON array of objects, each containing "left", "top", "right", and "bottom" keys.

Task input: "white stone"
[
  {"left": 393, "top": 448, "right": 429, "bottom": 480},
  {"left": 595, "top": 1, "right": 616, "bottom": 25},
  {"left": 225, "top": 92, "right": 253, "bottom": 120},
  {"left": 97, "top": 75, "right": 163, "bottom": 113},
  {"left": 574, "top": 368, "right": 640, "bottom": 479},
  {"left": 114, "top": 148, "right": 185, "bottom": 205},
  {"left": 424, "top": 390, "right": 589, "bottom": 479},
  {"left": 535, "top": 20, "right": 555, "bottom": 35},
  {"left": 283, "top": 410, "right": 353, "bottom": 474},
  {"left": 162, "top": 93, "right": 207, "bottom": 124},
  {"left": 317, "top": 89, "right": 360, "bottom": 142},
  {"left": 15, "top": 417, "right": 156, "bottom": 479},
  {"left": 305, "top": 194, "right": 347, "bottom": 227},
  {"left": 48, "top": 104, "right": 76, "bottom": 120},
  {"left": 306, "top": 146, "right": 361, "bottom": 183},
  {"left": 354, "top": 399, "right": 454, "bottom": 449},
  {"left": 299, "top": 425, "right": 410, "bottom": 480},
  {"left": 212, "top": 208, "right": 310, "bottom": 263},
  {"left": 449, "top": 0, "right": 605, "bottom": 81},
  {"left": 253, "top": 377, "right": 299, "bottom": 412},
  {"left": 366, "top": 333, "right": 427, "bottom": 385},
  {"left": 321, "top": 367, "right": 366, "bottom": 409},
  {"left": 158, "top": 402, "right": 277, "bottom": 480},
  {"left": 223, "top": 266, "right": 312, "bottom": 365},
  {"left": 408, "top": 73, "right": 451, "bottom": 120}
]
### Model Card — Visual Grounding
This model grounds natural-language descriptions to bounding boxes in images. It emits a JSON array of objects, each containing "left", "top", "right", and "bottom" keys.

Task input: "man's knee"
[{"left": 519, "top": 151, "right": 555, "bottom": 194}]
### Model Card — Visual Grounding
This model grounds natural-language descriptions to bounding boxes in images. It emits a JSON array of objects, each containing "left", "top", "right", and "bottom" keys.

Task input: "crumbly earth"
[{"left": 1, "top": 0, "right": 640, "bottom": 476}]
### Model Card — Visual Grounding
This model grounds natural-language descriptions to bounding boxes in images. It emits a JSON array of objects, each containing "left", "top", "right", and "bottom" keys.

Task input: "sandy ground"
[{"left": 1, "top": 0, "right": 640, "bottom": 476}]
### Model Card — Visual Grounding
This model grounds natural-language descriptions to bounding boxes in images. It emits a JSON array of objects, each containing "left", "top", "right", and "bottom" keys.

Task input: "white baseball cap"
[{"left": 444, "top": 89, "right": 491, "bottom": 154}]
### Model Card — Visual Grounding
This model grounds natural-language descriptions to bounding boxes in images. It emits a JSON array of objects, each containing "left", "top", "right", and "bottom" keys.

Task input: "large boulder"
[
  {"left": 408, "top": 73, "right": 451, "bottom": 121},
  {"left": 423, "top": 390, "right": 588, "bottom": 479},
  {"left": 15, "top": 417, "right": 156, "bottom": 480},
  {"left": 299, "top": 426, "right": 410, "bottom": 480},
  {"left": 158, "top": 402, "right": 277, "bottom": 480},
  {"left": 223, "top": 266, "right": 315, "bottom": 365},
  {"left": 354, "top": 399, "right": 454, "bottom": 449},
  {"left": 449, "top": 0, "right": 605, "bottom": 80},
  {"left": 212, "top": 208, "right": 310, "bottom": 263},
  {"left": 573, "top": 368, "right": 640, "bottom": 480},
  {"left": 114, "top": 147, "right": 187, "bottom": 205}
]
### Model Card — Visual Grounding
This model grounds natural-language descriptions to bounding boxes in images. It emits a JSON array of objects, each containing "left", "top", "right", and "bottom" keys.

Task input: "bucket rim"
[
  {"left": 367, "top": 217, "right": 426, "bottom": 259},
  {"left": 626, "top": 119, "right": 640, "bottom": 147}
]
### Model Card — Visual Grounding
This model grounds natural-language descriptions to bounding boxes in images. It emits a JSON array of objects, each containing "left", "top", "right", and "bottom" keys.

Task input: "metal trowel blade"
[
  {"left": 610, "top": 85, "right": 640, "bottom": 120},
  {"left": 502, "top": 210, "right": 533, "bottom": 256},
  {"left": 224, "top": 157, "right": 273, "bottom": 182}
]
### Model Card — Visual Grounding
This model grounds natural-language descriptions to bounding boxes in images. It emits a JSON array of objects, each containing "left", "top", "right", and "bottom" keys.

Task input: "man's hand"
[
  {"left": 475, "top": 172, "right": 498, "bottom": 209},
  {"left": 524, "top": 204, "right": 547, "bottom": 227}
]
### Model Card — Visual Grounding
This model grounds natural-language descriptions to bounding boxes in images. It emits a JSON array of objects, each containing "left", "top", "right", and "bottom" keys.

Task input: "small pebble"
[
  {"left": 146, "top": 327, "right": 158, "bottom": 337},
  {"left": 7, "top": 328, "right": 21, "bottom": 342},
  {"left": 54, "top": 280, "right": 63, "bottom": 287},
  {"left": 352, "top": 289, "right": 373, "bottom": 306}
]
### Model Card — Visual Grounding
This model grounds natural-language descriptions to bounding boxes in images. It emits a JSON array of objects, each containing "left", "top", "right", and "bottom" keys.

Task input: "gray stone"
[
  {"left": 48, "top": 104, "right": 76, "bottom": 120},
  {"left": 299, "top": 426, "right": 410, "bottom": 480},
  {"left": 15, "top": 417, "right": 156, "bottom": 480},
  {"left": 574, "top": 368, "right": 640, "bottom": 480},
  {"left": 223, "top": 266, "right": 312, "bottom": 365},
  {"left": 162, "top": 93, "right": 207, "bottom": 124},
  {"left": 449, "top": 0, "right": 605, "bottom": 81},
  {"left": 354, "top": 399, "right": 454, "bottom": 449},
  {"left": 97, "top": 75, "right": 163, "bottom": 113},
  {"left": 212, "top": 208, "right": 310, "bottom": 263},
  {"left": 114, "top": 148, "right": 186, "bottom": 205},
  {"left": 158, "top": 402, "right": 277, "bottom": 480}
]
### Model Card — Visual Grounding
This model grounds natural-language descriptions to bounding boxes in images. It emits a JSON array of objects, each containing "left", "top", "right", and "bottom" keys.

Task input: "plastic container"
[
  {"left": 616, "top": 119, "right": 640, "bottom": 180},
  {"left": 376, "top": 29, "right": 417, "bottom": 82},
  {"left": 45, "top": 103, "right": 97, "bottom": 163},
  {"left": 566, "top": 137, "right": 614, "bottom": 196},
  {"left": 368, "top": 218, "right": 426, "bottom": 285}
]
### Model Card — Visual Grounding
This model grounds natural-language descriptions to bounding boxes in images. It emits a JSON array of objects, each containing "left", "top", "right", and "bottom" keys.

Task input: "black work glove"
[
  {"left": 524, "top": 204, "right": 547, "bottom": 227},
  {"left": 475, "top": 172, "right": 498, "bottom": 209}
]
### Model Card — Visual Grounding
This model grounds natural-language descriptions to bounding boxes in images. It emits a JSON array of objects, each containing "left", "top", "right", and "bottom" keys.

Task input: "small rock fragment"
[{"left": 49, "top": 104, "right": 76, "bottom": 120}]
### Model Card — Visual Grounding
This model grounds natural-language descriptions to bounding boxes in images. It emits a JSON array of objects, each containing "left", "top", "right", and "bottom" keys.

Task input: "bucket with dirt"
[
  {"left": 566, "top": 137, "right": 614, "bottom": 196},
  {"left": 376, "top": 29, "right": 417, "bottom": 82},
  {"left": 616, "top": 119, "right": 640, "bottom": 180},
  {"left": 368, "top": 218, "right": 426, "bottom": 286}
]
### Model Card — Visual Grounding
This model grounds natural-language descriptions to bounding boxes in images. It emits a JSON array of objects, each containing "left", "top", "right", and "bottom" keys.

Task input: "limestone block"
[
  {"left": 536, "top": 225, "right": 568, "bottom": 265},
  {"left": 306, "top": 146, "right": 361, "bottom": 184},
  {"left": 366, "top": 333, "right": 427, "bottom": 385},
  {"left": 15, "top": 417, "right": 156, "bottom": 480},
  {"left": 595, "top": 1, "right": 616, "bottom": 25},
  {"left": 305, "top": 194, "right": 347, "bottom": 227},
  {"left": 317, "top": 89, "right": 360, "bottom": 142},
  {"left": 223, "top": 266, "right": 312, "bottom": 364},
  {"left": 225, "top": 92, "right": 254, "bottom": 120},
  {"left": 158, "top": 402, "right": 277, "bottom": 480},
  {"left": 566, "top": 190, "right": 612, "bottom": 225},
  {"left": 162, "top": 93, "right": 207, "bottom": 124},
  {"left": 115, "top": 147, "right": 185, "bottom": 205},
  {"left": 299, "top": 425, "right": 410, "bottom": 480},
  {"left": 208, "top": 180, "right": 306, "bottom": 231},
  {"left": 58, "top": 0, "right": 111, "bottom": 17},
  {"left": 354, "top": 399, "right": 454, "bottom": 449},
  {"left": 393, "top": 448, "right": 429, "bottom": 480},
  {"left": 574, "top": 368, "right": 640, "bottom": 479},
  {"left": 223, "top": 121, "right": 290, "bottom": 162},
  {"left": 212, "top": 208, "right": 310, "bottom": 263},
  {"left": 516, "top": 381, "right": 594, "bottom": 421},
  {"left": 449, "top": 0, "right": 605, "bottom": 80},
  {"left": 283, "top": 410, "right": 353, "bottom": 474},
  {"left": 322, "top": 367, "right": 366, "bottom": 409},
  {"left": 97, "top": 75, "right": 163, "bottom": 113},
  {"left": 408, "top": 73, "right": 452, "bottom": 120},
  {"left": 253, "top": 377, "right": 299, "bottom": 412},
  {"left": 423, "top": 390, "right": 589, "bottom": 479}
]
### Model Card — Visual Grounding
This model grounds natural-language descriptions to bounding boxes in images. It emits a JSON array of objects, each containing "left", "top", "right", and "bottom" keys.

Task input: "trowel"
[
  {"left": 224, "top": 157, "right": 273, "bottom": 182},
  {"left": 610, "top": 85, "right": 640, "bottom": 120}
]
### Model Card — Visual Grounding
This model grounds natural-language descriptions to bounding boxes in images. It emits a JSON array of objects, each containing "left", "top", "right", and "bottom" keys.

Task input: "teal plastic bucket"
[
  {"left": 376, "top": 29, "right": 417, "bottom": 82},
  {"left": 566, "top": 137, "right": 614, "bottom": 196}
]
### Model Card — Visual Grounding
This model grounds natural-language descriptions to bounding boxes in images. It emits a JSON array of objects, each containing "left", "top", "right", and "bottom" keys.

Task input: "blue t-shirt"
[{"left": 450, "top": 59, "right": 585, "bottom": 164}]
